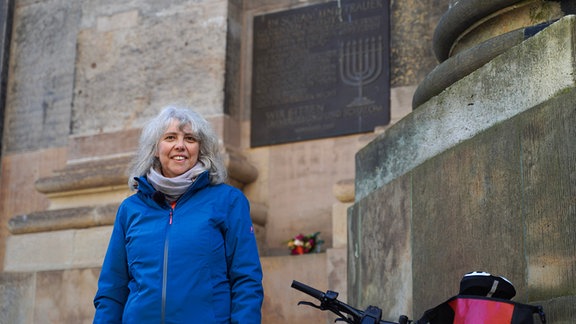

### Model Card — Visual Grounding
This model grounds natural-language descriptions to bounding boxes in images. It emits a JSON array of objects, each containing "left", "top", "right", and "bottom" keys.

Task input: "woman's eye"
[{"left": 185, "top": 136, "right": 197, "bottom": 142}]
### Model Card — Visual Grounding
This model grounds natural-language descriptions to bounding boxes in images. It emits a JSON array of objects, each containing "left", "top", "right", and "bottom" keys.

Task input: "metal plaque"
[{"left": 251, "top": 0, "right": 390, "bottom": 147}]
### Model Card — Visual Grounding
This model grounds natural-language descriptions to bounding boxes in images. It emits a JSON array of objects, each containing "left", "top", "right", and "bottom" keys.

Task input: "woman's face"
[{"left": 156, "top": 119, "right": 200, "bottom": 178}]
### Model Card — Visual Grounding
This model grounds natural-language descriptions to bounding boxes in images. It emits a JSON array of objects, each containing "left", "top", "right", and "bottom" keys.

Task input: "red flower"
[{"left": 287, "top": 232, "right": 323, "bottom": 255}]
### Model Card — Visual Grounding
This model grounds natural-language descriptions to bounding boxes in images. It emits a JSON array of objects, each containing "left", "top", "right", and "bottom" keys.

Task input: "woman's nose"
[{"left": 174, "top": 137, "right": 185, "bottom": 149}]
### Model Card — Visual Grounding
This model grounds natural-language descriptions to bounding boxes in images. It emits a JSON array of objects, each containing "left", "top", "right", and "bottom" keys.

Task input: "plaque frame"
[{"left": 251, "top": 0, "right": 391, "bottom": 147}]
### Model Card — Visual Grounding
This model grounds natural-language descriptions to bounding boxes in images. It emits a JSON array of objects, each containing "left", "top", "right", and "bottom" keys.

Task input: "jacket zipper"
[{"left": 161, "top": 208, "right": 173, "bottom": 324}]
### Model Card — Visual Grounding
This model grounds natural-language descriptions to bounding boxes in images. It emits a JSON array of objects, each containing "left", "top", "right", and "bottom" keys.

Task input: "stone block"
[
  {"left": 332, "top": 202, "right": 351, "bottom": 249},
  {"left": 327, "top": 248, "right": 347, "bottom": 301},
  {"left": 67, "top": 129, "right": 140, "bottom": 161},
  {"left": 519, "top": 88, "right": 576, "bottom": 301},
  {"left": 411, "top": 119, "right": 526, "bottom": 312},
  {"left": 4, "top": 227, "right": 112, "bottom": 272},
  {"left": 72, "top": 1, "right": 229, "bottom": 136},
  {"left": 5, "top": 0, "right": 80, "bottom": 153},
  {"left": 96, "top": 10, "right": 139, "bottom": 32},
  {"left": 261, "top": 253, "right": 328, "bottom": 323},
  {"left": 34, "top": 268, "right": 99, "bottom": 324}
]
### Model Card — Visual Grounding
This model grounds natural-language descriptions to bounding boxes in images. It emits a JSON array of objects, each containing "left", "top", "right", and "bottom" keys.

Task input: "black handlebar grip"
[{"left": 291, "top": 280, "right": 325, "bottom": 300}]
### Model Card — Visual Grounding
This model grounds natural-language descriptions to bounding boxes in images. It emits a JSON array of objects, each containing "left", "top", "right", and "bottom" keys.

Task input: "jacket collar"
[{"left": 135, "top": 170, "right": 211, "bottom": 204}]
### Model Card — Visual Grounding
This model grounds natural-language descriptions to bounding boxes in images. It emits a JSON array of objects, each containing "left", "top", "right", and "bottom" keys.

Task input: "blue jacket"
[{"left": 94, "top": 172, "right": 264, "bottom": 323}]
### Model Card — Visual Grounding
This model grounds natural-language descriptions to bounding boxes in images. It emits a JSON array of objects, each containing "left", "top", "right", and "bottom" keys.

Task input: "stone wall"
[
  {"left": 350, "top": 16, "right": 576, "bottom": 323},
  {"left": 0, "top": 0, "right": 448, "bottom": 322}
]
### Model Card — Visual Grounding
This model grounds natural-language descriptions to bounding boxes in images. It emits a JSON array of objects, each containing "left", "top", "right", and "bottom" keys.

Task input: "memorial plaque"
[{"left": 251, "top": 0, "right": 390, "bottom": 147}]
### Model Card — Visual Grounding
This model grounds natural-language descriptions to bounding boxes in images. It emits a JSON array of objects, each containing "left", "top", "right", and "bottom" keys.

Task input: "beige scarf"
[{"left": 147, "top": 163, "right": 207, "bottom": 202}]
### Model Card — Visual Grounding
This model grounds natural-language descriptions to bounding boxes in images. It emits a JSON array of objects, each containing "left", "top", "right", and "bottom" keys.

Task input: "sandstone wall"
[
  {"left": 350, "top": 16, "right": 576, "bottom": 323},
  {"left": 0, "top": 0, "right": 447, "bottom": 322}
]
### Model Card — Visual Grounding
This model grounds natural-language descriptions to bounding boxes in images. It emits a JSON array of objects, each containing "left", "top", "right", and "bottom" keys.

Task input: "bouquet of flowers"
[{"left": 287, "top": 232, "right": 324, "bottom": 255}]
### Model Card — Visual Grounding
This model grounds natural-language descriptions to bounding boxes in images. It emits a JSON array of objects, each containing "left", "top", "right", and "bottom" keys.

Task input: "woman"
[{"left": 93, "top": 106, "right": 264, "bottom": 323}]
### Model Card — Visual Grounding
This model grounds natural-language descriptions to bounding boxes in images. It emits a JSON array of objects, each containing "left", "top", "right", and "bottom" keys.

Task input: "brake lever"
[
  {"left": 297, "top": 300, "right": 322, "bottom": 309},
  {"left": 297, "top": 300, "right": 354, "bottom": 323}
]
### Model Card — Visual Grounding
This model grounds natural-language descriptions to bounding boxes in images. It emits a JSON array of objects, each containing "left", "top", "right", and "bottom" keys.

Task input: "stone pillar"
[
  {"left": 413, "top": 0, "right": 570, "bottom": 108},
  {"left": 350, "top": 16, "right": 576, "bottom": 323}
]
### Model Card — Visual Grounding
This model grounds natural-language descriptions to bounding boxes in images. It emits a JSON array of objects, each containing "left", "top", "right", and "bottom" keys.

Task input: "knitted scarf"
[{"left": 147, "top": 163, "right": 207, "bottom": 202}]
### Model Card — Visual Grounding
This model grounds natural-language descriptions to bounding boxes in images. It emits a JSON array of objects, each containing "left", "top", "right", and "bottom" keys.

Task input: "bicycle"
[
  {"left": 291, "top": 271, "right": 547, "bottom": 324},
  {"left": 291, "top": 279, "right": 408, "bottom": 324}
]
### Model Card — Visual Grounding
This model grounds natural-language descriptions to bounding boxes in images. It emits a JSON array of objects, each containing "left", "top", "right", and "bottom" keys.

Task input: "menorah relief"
[{"left": 339, "top": 36, "right": 383, "bottom": 107}]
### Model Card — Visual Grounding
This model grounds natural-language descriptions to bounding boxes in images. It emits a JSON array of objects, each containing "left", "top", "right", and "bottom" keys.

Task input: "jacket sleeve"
[
  {"left": 225, "top": 191, "right": 264, "bottom": 324},
  {"left": 93, "top": 204, "right": 130, "bottom": 324}
]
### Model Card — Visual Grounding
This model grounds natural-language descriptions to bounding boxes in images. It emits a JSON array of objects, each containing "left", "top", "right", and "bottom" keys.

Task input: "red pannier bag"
[
  {"left": 413, "top": 271, "right": 546, "bottom": 324},
  {"left": 415, "top": 295, "right": 546, "bottom": 324}
]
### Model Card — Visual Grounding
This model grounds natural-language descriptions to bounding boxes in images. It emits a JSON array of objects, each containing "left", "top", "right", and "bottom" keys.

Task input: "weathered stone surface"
[
  {"left": 0, "top": 148, "right": 66, "bottom": 267},
  {"left": 72, "top": 0, "right": 229, "bottom": 136},
  {"left": 8, "top": 203, "right": 118, "bottom": 234},
  {"left": 35, "top": 156, "right": 131, "bottom": 194},
  {"left": 5, "top": 0, "right": 80, "bottom": 153},
  {"left": 355, "top": 16, "right": 576, "bottom": 202},
  {"left": 351, "top": 15, "right": 576, "bottom": 322},
  {"left": 449, "top": 1, "right": 562, "bottom": 57},
  {"left": 433, "top": 0, "right": 563, "bottom": 61},
  {"left": 333, "top": 179, "right": 354, "bottom": 203},
  {"left": 34, "top": 268, "right": 99, "bottom": 324},
  {"left": 332, "top": 201, "right": 351, "bottom": 249},
  {"left": 534, "top": 295, "right": 576, "bottom": 324},
  {"left": 0, "top": 1, "right": 451, "bottom": 323},
  {"left": 0, "top": 272, "right": 34, "bottom": 324},
  {"left": 67, "top": 129, "right": 140, "bottom": 161},
  {"left": 520, "top": 89, "right": 576, "bottom": 302},
  {"left": 260, "top": 253, "right": 328, "bottom": 323},
  {"left": 4, "top": 227, "right": 112, "bottom": 272},
  {"left": 411, "top": 120, "right": 526, "bottom": 312},
  {"left": 389, "top": 0, "right": 448, "bottom": 86},
  {"left": 0, "top": 0, "right": 14, "bottom": 112},
  {"left": 349, "top": 174, "right": 412, "bottom": 321}
]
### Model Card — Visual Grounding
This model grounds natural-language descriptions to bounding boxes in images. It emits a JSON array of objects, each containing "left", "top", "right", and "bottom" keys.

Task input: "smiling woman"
[
  {"left": 93, "top": 105, "right": 264, "bottom": 323},
  {"left": 156, "top": 120, "right": 200, "bottom": 178}
]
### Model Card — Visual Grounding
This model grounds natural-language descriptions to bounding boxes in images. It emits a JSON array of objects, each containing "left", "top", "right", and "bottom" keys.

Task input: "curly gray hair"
[{"left": 128, "top": 105, "right": 227, "bottom": 189}]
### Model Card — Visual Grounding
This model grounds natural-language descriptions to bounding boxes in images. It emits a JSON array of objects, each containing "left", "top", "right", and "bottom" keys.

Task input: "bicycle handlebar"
[
  {"left": 291, "top": 280, "right": 409, "bottom": 324},
  {"left": 291, "top": 280, "right": 325, "bottom": 300}
]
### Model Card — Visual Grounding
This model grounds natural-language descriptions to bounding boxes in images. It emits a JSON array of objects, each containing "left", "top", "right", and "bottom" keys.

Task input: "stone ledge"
[
  {"left": 35, "top": 147, "right": 258, "bottom": 194},
  {"left": 34, "top": 155, "right": 131, "bottom": 194},
  {"left": 8, "top": 203, "right": 118, "bottom": 234},
  {"left": 9, "top": 201, "right": 267, "bottom": 234}
]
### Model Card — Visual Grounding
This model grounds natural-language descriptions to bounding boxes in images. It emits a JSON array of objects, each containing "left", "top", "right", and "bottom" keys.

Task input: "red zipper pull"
[{"left": 169, "top": 201, "right": 176, "bottom": 225}]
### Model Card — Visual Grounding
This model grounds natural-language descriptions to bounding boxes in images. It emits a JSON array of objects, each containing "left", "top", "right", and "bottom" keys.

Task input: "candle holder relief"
[{"left": 287, "top": 232, "right": 325, "bottom": 255}]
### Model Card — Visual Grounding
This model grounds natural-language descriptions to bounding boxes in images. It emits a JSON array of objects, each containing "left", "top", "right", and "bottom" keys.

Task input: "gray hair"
[{"left": 128, "top": 105, "right": 227, "bottom": 189}]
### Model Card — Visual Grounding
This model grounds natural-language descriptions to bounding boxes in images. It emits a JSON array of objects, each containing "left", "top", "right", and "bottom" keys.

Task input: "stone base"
[
  {"left": 350, "top": 16, "right": 576, "bottom": 322},
  {"left": 1, "top": 252, "right": 333, "bottom": 323}
]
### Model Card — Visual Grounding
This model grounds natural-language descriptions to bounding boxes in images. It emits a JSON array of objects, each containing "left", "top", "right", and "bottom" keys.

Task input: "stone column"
[{"left": 413, "top": 0, "right": 569, "bottom": 108}]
